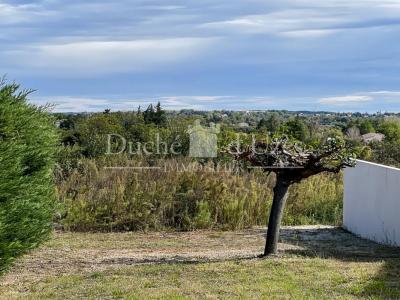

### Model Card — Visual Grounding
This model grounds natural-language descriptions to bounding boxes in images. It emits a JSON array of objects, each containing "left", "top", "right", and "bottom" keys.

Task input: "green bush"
[{"left": 0, "top": 82, "right": 58, "bottom": 272}]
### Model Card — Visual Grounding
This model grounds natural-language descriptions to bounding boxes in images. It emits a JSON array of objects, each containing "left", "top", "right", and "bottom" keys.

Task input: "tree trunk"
[{"left": 263, "top": 178, "right": 290, "bottom": 256}]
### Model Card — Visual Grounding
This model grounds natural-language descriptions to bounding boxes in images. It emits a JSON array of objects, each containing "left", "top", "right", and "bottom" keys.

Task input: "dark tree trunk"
[{"left": 263, "top": 178, "right": 290, "bottom": 256}]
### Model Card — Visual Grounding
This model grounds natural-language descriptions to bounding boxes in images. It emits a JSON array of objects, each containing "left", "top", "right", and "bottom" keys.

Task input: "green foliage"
[
  {"left": 285, "top": 116, "right": 310, "bottom": 141},
  {"left": 142, "top": 102, "right": 167, "bottom": 126},
  {"left": 369, "top": 141, "right": 400, "bottom": 168},
  {"left": 257, "top": 113, "right": 281, "bottom": 133},
  {"left": 378, "top": 119, "right": 400, "bottom": 143},
  {"left": 309, "top": 126, "right": 344, "bottom": 147},
  {"left": 50, "top": 108, "right": 399, "bottom": 233},
  {"left": 57, "top": 106, "right": 400, "bottom": 167},
  {"left": 77, "top": 113, "right": 124, "bottom": 157},
  {"left": 284, "top": 173, "right": 343, "bottom": 225},
  {"left": 0, "top": 82, "right": 58, "bottom": 272},
  {"left": 359, "top": 119, "right": 375, "bottom": 135}
]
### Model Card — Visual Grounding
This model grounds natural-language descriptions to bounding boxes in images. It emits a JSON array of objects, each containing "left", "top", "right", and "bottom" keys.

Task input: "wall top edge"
[{"left": 354, "top": 159, "right": 400, "bottom": 172}]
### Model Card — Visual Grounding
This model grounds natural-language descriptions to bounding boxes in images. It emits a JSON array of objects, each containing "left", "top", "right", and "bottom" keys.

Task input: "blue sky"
[{"left": 1, "top": 0, "right": 400, "bottom": 112}]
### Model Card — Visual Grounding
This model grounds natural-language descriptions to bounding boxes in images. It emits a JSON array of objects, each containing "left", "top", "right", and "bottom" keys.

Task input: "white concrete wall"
[
  {"left": 343, "top": 160, "right": 400, "bottom": 246},
  {"left": 344, "top": 160, "right": 400, "bottom": 247}
]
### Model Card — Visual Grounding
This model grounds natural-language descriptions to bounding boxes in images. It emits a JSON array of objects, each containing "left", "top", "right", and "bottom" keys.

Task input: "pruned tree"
[{"left": 231, "top": 137, "right": 356, "bottom": 256}]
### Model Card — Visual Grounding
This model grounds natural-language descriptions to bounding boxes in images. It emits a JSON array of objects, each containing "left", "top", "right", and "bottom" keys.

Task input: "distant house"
[
  {"left": 361, "top": 133, "right": 385, "bottom": 143},
  {"left": 55, "top": 119, "right": 69, "bottom": 128},
  {"left": 238, "top": 122, "right": 250, "bottom": 128}
]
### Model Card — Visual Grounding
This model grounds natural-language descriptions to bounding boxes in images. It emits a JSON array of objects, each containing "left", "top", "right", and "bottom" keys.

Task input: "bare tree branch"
[{"left": 230, "top": 136, "right": 356, "bottom": 256}]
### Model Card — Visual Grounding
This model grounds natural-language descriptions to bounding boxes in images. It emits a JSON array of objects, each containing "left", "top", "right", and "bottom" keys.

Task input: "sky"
[{"left": 1, "top": 0, "right": 400, "bottom": 112}]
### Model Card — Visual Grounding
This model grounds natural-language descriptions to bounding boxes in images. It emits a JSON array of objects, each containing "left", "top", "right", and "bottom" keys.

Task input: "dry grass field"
[{"left": 1, "top": 226, "right": 399, "bottom": 299}]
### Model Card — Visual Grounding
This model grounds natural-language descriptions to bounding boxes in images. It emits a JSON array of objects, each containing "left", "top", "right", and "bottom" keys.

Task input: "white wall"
[{"left": 344, "top": 160, "right": 400, "bottom": 247}]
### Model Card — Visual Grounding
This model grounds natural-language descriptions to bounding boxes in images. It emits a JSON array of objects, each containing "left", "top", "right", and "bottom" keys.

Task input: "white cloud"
[
  {"left": 365, "top": 91, "right": 400, "bottom": 103},
  {"left": 2, "top": 0, "right": 400, "bottom": 113},
  {"left": 161, "top": 96, "right": 232, "bottom": 102},
  {"left": 0, "top": 3, "right": 29, "bottom": 23},
  {"left": 29, "top": 94, "right": 274, "bottom": 112},
  {"left": 200, "top": 1, "right": 400, "bottom": 38},
  {"left": 30, "top": 96, "right": 151, "bottom": 112},
  {"left": 142, "top": 5, "right": 185, "bottom": 11},
  {"left": 0, "top": 3, "right": 54, "bottom": 25},
  {"left": 30, "top": 95, "right": 233, "bottom": 112},
  {"left": 159, "top": 95, "right": 274, "bottom": 109},
  {"left": 318, "top": 90, "right": 400, "bottom": 108},
  {"left": 369, "top": 91, "right": 400, "bottom": 96},
  {"left": 319, "top": 95, "right": 373, "bottom": 105},
  {"left": 30, "top": 90, "right": 400, "bottom": 112},
  {"left": 201, "top": 10, "right": 350, "bottom": 37},
  {"left": 280, "top": 29, "right": 341, "bottom": 38},
  {"left": 158, "top": 96, "right": 234, "bottom": 110},
  {"left": 4, "top": 38, "right": 217, "bottom": 76}
]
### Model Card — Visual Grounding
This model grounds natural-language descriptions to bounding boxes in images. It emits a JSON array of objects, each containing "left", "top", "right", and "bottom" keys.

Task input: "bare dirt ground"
[{"left": 1, "top": 225, "right": 398, "bottom": 291}]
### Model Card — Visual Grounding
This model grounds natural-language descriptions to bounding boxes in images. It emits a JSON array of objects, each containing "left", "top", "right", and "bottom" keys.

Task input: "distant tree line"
[{"left": 54, "top": 105, "right": 400, "bottom": 168}]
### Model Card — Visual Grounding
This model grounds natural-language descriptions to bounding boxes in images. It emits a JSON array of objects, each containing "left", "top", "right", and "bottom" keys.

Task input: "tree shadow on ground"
[
  {"left": 278, "top": 227, "right": 400, "bottom": 298},
  {"left": 2, "top": 227, "right": 398, "bottom": 298}
]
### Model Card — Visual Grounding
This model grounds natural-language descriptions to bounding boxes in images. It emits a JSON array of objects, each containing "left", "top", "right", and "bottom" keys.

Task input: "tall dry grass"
[{"left": 55, "top": 156, "right": 343, "bottom": 231}]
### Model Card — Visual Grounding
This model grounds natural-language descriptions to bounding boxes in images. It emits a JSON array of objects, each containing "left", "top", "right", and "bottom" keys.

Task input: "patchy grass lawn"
[{"left": 1, "top": 226, "right": 399, "bottom": 299}]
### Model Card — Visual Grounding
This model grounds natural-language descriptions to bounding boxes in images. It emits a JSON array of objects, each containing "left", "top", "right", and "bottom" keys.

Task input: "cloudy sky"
[{"left": 2, "top": 0, "right": 400, "bottom": 112}]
